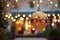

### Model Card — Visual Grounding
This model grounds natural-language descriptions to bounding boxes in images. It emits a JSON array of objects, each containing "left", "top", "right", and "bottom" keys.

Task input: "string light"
[
  {"left": 23, "top": 14, "right": 26, "bottom": 17},
  {"left": 28, "top": 14, "right": 31, "bottom": 17},
  {"left": 8, "top": 16, "right": 10, "bottom": 18},
  {"left": 26, "top": 17, "right": 29, "bottom": 20},
  {"left": 58, "top": 19, "right": 60, "bottom": 22},
  {"left": 17, "top": 14, "right": 20, "bottom": 17},
  {"left": 5, "top": 14, "right": 8, "bottom": 17},
  {"left": 55, "top": 4, "right": 58, "bottom": 7},
  {"left": 9, "top": 14, "right": 12, "bottom": 17},
  {"left": 37, "top": 4, "right": 39, "bottom": 7},
  {"left": 20, "top": 17, "right": 24, "bottom": 21},
  {"left": 52, "top": 14, "right": 55, "bottom": 16},
  {"left": 40, "top": 0, "right": 43, "bottom": 3},
  {"left": 15, "top": 0, "right": 18, "bottom": 2},
  {"left": 4, "top": 18, "right": 7, "bottom": 20},
  {"left": 12, "top": 19, "right": 16, "bottom": 22},
  {"left": 50, "top": 1, "right": 53, "bottom": 4},
  {"left": 33, "top": 1, "right": 35, "bottom": 4},
  {"left": 2, "top": 12, "right": 4, "bottom": 14},
  {"left": 51, "top": 23, "right": 54, "bottom": 26},
  {"left": 15, "top": 16, "right": 18, "bottom": 18},
  {"left": 7, "top": 3, "right": 9, "bottom": 7},
  {"left": 54, "top": 19, "right": 57, "bottom": 22},
  {"left": 54, "top": 16, "right": 56, "bottom": 19},
  {"left": 57, "top": 14, "right": 60, "bottom": 17},
  {"left": 47, "top": 14, "right": 50, "bottom": 17},
  {"left": 11, "top": 17, "right": 14, "bottom": 20}
]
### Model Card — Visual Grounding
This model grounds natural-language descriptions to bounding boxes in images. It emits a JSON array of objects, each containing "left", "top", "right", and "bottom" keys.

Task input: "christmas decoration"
[
  {"left": 0, "top": 1, "right": 11, "bottom": 40},
  {"left": 31, "top": 11, "right": 48, "bottom": 33}
]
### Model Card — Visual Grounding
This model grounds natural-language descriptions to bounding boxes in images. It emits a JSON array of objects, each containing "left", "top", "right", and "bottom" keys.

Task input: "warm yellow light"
[
  {"left": 32, "top": 28, "right": 35, "bottom": 31},
  {"left": 59, "top": 16, "right": 60, "bottom": 19},
  {"left": 57, "top": 14, "right": 60, "bottom": 16},
  {"left": 52, "top": 14, "right": 55, "bottom": 16},
  {"left": 28, "top": 14, "right": 31, "bottom": 17},
  {"left": 51, "top": 23, "right": 54, "bottom": 26},
  {"left": 17, "top": 14, "right": 20, "bottom": 17},
  {"left": 4, "top": 18, "right": 7, "bottom": 20},
  {"left": 33, "top": 1, "right": 35, "bottom": 3},
  {"left": 20, "top": 17, "right": 24, "bottom": 21},
  {"left": 40, "top": 0, "right": 43, "bottom": 3},
  {"left": 28, "top": 25, "right": 31, "bottom": 28},
  {"left": 9, "top": 14, "right": 12, "bottom": 17},
  {"left": 16, "top": 21, "right": 20, "bottom": 24},
  {"left": 37, "top": 4, "right": 39, "bottom": 7},
  {"left": 55, "top": 4, "right": 58, "bottom": 7},
  {"left": 23, "top": 14, "right": 26, "bottom": 17},
  {"left": 50, "top": 1, "right": 53, "bottom": 4},
  {"left": 2, "top": 12, "right": 4, "bottom": 14},
  {"left": 58, "top": 19, "right": 60, "bottom": 22},
  {"left": 15, "top": 16, "right": 18, "bottom": 18},
  {"left": 7, "top": 3, "right": 9, "bottom": 7},
  {"left": 11, "top": 17, "right": 14, "bottom": 20},
  {"left": 25, "top": 24, "right": 29, "bottom": 30},
  {"left": 54, "top": 19, "right": 57, "bottom": 22},
  {"left": 26, "top": 17, "right": 29, "bottom": 20},
  {"left": 5, "top": 14, "right": 8, "bottom": 17},
  {"left": 8, "top": 16, "right": 10, "bottom": 18},
  {"left": 12, "top": 19, "right": 16, "bottom": 22},
  {"left": 42, "top": 27, "right": 46, "bottom": 32},
  {"left": 15, "top": 0, "right": 18, "bottom": 2},
  {"left": 54, "top": 16, "right": 56, "bottom": 19},
  {"left": 47, "top": 14, "right": 50, "bottom": 17}
]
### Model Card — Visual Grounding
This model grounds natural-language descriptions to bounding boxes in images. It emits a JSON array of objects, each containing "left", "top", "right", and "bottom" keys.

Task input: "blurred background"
[{"left": 0, "top": 0, "right": 60, "bottom": 40}]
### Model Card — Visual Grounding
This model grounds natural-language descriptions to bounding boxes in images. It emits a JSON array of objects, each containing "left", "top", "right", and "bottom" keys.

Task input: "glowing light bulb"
[
  {"left": 37, "top": 4, "right": 39, "bottom": 7},
  {"left": 28, "top": 14, "right": 31, "bottom": 17},
  {"left": 52, "top": 14, "right": 55, "bottom": 16},
  {"left": 54, "top": 19, "right": 57, "bottom": 22},
  {"left": 40, "top": 0, "right": 43, "bottom": 3},
  {"left": 15, "top": 16, "right": 18, "bottom": 18},
  {"left": 51, "top": 23, "right": 54, "bottom": 26},
  {"left": 57, "top": 14, "right": 60, "bottom": 16},
  {"left": 7, "top": 3, "right": 9, "bottom": 7},
  {"left": 11, "top": 17, "right": 13, "bottom": 20},
  {"left": 8, "top": 16, "right": 10, "bottom": 18},
  {"left": 54, "top": 16, "right": 56, "bottom": 19},
  {"left": 17, "top": 14, "right": 20, "bottom": 17},
  {"left": 23, "top": 14, "right": 26, "bottom": 17},
  {"left": 58, "top": 19, "right": 60, "bottom": 22},
  {"left": 20, "top": 17, "right": 24, "bottom": 21},
  {"left": 5, "top": 14, "right": 8, "bottom": 17},
  {"left": 33, "top": 1, "right": 35, "bottom": 3},
  {"left": 50, "top": 1, "right": 53, "bottom": 4},
  {"left": 9, "top": 14, "right": 12, "bottom": 17},
  {"left": 15, "top": 0, "right": 18, "bottom": 2},
  {"left": 55, "top": 4, "right": 58, "bottom": 7},
  {"left": 47, "top": 14, "right": 50, "bottom": 17},
  {"left": 12, "top": 19, "right": 16, "bottom": 22},
  {"left": 4, "top": 18, "right": 7, "bottom": 20},
  {"left": 2, "top": 12, "right": 4, "bottom": 14},
  {"left": 26, "top": 17, "right": 29, "bottom": 20}
]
